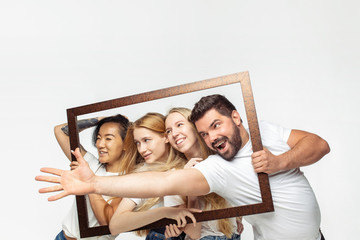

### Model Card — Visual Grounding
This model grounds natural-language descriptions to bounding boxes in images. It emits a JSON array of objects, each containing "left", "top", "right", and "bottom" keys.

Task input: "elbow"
[
  {"left": 319, "top": 137, "right": 330, "bottom": 157},
  {"left": 54, "top": 126, "right": 60, "bottom": 137},
  {"left": 109, "top": 220, "right": 121, "bottom": 235},
  {"left": 109, "top": 222, "right": 116, "bottom": 235},
  {"left": 310, "top": 134, "right": 330, "bottom": 159},
  {"left": 98, "top": 219, "right": 108, "bottom": 226},
  {"left": 54, "top": 125, "right": 65, "bottom": 138},
  {"left": 109, "top": 214, "right": 128, "bottom": 235},
  {"left": 108, "top": 211, "right": 117, "bottom": 234}
]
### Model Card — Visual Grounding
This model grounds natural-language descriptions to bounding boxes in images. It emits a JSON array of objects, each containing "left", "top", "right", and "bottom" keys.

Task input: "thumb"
[
  {"left": 71, "top": 148, "right": 85, "bottom": 164},
  {"left": 188, "top": 208, "right": 202, "bottom": 213}
]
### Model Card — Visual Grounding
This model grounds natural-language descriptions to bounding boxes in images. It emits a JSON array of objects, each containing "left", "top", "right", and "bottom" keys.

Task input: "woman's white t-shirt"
[{"left": 62, "top": 152, "right": 119, "bottom": 240}]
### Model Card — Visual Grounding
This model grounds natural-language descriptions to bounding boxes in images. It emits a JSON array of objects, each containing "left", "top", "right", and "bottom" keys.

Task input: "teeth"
[
  {"left": 215, "top": 140, "right": 225, "bottom": 148},
  {"left": 176, "top": 139, "right": 184, "bottom": 145}
]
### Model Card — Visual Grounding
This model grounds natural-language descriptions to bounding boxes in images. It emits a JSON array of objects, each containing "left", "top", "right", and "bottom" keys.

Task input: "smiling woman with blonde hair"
[
  {"left": 109, "top": 112, "right": 199, "bottom": 240},
  {"left": 164, "top": 107, "right": 242, "bottom": 240}
]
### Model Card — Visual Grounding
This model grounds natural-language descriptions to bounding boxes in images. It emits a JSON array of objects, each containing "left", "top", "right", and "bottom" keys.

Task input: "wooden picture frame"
[{"left": 66, "top": 71, "right": 274, "bottom": 238}]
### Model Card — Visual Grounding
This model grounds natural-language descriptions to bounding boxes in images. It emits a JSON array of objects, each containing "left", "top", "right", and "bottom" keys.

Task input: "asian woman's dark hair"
[{"left": 92, "top": 114, "right": 130, "bottom": 146}]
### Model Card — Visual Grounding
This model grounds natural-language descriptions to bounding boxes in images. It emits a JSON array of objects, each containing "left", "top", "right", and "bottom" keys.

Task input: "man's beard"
[{"left": 212, "top": 122, "right": 242, "bottom": 161}]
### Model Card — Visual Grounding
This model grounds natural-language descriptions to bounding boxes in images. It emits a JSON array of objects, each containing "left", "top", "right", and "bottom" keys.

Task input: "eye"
[
  {"left": 134, "top": 141, "right": 140, "bottom": 146},
  {"left": 177, "top": 123, "right": 183, "bottom": 127},
  {"left": 144, "top": 138, "right": 151, "bottom": 143},
  {"left": 200, "top": 132, "right": 208, "bottom": 138},
  {"left": 165, "top": 129, "right": 172, "bottom": 135},
  {"left": 214, "top": 123, "right": 220, "bottom": 129}
]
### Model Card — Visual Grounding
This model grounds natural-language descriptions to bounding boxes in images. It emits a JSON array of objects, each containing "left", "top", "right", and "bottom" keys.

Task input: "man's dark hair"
[
  {"left": 189, "top": 94, "right": 237, "bottom": 123},
  {"left": 92, "top": 114, "right": 130, "bottom": 146}
]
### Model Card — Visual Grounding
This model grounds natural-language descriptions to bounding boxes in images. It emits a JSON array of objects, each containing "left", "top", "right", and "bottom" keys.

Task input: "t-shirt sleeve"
[
  {"left": 260, "top": 121, "right": 291, "bottom": 144},
  {"left": 259, "top": 121, "right": 292, "bottom": 153},
  {"left": 83, "top": 152, "right": 101, "bottom": 172},
  {"left": 279, "top": 123, "right": 292, "bottom": 143},
  {"left": 193, "top": 156, "right": 227, "bottom": 196}
]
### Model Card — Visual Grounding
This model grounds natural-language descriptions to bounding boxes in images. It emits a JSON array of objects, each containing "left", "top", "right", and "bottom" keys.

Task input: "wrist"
[
  {"left": 278, "top": 153, "right": 291, "bottom": 171},
  {"left": 91, "top": 176, "right": 100, "bottom": 194}
]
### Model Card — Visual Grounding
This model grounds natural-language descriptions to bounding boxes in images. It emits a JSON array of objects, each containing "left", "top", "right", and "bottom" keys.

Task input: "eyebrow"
[
  {"left": 209, "top": 119, "right": 220, "bottom": 128},
  {"left": 98, "top": 133, "right": 116, "bottom": 137},
  {"left": 174, "top": 120, "right": 184, "bottom": 125},
  {"left": 134, "top": 136, "right": 152, "bottom": 142},
  {"left": 165, "top": 120, "right": 184, "bottom": 130},
  {"left": 197, "top": 119, "right": 220, "bottom": 135}
]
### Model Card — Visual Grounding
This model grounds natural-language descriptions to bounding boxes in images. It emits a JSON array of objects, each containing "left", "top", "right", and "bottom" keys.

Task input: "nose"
[
  {"left": 208, "top": 131, "right": 218, "bottom": 144},
  {"left": 138, "top": 143, "right": 147, "bottom": 155},
  {"left": 171, "top": 128, "right": 179, "bottom": 138},
  {"left": 96, "top": 138, "right": 105, "bottom": 148}
]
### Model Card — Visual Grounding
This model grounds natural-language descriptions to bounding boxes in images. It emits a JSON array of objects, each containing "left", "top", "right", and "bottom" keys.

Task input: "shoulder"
[
  {"left": 83, "top": 152, "right": 101, "bottom": 171},
  {"left": 83, "top": 151, "right": 97, "bottom": 161},
  {"left": 259, "top": 120, "right": 283, "bottom": 133},
  {"left": 194, "top": 154, "right": 223, "bottom": 170},
  {"left": 193, "top": 155, "right": 228, "bottom": 179},
  {"left": 258, "top": 121, "right": 292, "bottom": 152},
  {"left": 259, "top": 120, "right": 292, "bottom": 143}
]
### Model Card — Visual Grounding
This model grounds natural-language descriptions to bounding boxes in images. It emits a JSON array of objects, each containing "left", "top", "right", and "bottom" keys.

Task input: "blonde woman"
[
  {"left": 164, "top": 108, "right": 242, "bottom": 240},
  {"left": 109, "top": 112, "right": 200, "bottom": 240}
]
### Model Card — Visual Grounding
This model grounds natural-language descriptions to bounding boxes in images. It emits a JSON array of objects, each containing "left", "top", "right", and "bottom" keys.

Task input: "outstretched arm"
[
  {"left": 109, "top": 198, "right": 200, "bottom": 235},
  {"left": 252, "top": 129, "right": 330, "bottom": 174},
  {"left": 36, "top": 148, "right": 210, "bottom": 201}
]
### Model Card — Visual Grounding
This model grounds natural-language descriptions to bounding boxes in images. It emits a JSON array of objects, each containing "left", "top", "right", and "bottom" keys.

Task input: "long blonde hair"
[
  {"left": 118, "top": 112, "right": 187, "bottom": 236},
  {"left": 166, "top": 107, "right": 234, "bottom": 238}
]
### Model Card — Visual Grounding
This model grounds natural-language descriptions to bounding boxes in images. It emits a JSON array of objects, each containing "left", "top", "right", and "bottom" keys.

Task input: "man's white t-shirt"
[
  {"left": 62, "top": 152, "right": 119, "bottom": 240},
  {"left": 194, "top": 121, "right": 321, "bottom": 240}
]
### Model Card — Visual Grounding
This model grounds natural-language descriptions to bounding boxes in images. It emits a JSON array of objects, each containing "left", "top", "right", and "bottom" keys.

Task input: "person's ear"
[
  {"left": 231, "top": 110, "right": 242, "bottom": 126},
  {"left": 121, "top": 141, "right": 127, "bottom": 151},
  {"left": 164, "top": 135, "right": 169, "bottom": 143}
]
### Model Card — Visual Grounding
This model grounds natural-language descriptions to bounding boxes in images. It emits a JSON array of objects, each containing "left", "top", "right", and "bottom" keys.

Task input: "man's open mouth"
[{"left": 213, "top": 138, "right": 228, "bottom": 151}]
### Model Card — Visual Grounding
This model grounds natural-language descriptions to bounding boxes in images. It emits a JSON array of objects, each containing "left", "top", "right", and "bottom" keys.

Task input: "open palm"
[{"left": 36, "top": 148, "right": 95, "bottom": 201}]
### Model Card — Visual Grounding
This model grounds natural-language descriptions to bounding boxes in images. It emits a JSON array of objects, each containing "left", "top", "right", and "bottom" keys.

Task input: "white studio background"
[{"left": 0, "top": 1, "right": 359, "bottom": 239}]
